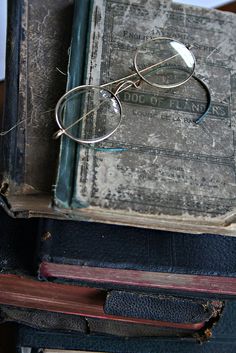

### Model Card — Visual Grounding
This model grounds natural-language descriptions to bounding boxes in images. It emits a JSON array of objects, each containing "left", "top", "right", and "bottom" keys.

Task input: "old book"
[
  {"left": 1, "top": 0, "right": 236, "bottom": 237},
  {"left": 53, "top": 0, "right": 236, "bottom": 236},
  {"left": 0, "top": 305, "right": 208, "bottom": 338},
  {"left": 14, "top": 311, "right": 236, "bottom": 353},
  {"left": 1, "top": 274, "right": 218, "bottom": 333},
  {"left": 36, "top": 216, "right": 236, "bottom": 291},
  {"left": 0, "top": 207, "right": 224, "bottom": 336},
  {"left": 1, "top": 203, "right": 236, "bottom": 298},
  {"left": 0, "top": 0, "right": 90, "bottom": 217}
]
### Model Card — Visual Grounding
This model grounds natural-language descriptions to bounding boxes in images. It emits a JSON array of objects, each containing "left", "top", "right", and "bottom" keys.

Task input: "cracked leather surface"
[{"left": 104, "top": 291, "right": 218, "bottom": 323}]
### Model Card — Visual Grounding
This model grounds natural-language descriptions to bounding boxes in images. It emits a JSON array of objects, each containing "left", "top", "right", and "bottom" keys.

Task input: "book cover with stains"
[
  {"left": 54, "top": 0, "right": 236, "bottom": 236},
  {"left": 2, "top": 0, "right": 236, "bottom": 236}
]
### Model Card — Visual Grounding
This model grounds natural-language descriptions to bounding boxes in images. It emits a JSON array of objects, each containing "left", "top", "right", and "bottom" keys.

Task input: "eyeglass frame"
[{"left": 54, "top": 37, "right": 211, "bottom": 145}]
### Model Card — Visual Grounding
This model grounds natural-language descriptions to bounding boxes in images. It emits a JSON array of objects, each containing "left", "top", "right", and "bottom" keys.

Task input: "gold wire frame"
[{"left": 54, "top": 37, "right": 211, "bottom": 145}]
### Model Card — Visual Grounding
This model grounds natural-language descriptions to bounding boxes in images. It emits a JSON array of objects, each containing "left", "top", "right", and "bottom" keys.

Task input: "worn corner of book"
[
  {"left": 53, "top": 196, "right": 70, "bottom": 210},
  {"left": 0, "top": 175, "right": 10, "bottom": 196}
]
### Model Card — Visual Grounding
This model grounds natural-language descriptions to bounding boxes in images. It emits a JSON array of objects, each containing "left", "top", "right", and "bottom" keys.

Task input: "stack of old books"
[{"left": 1, "top": 0, "right": 236, "bottom": 352}]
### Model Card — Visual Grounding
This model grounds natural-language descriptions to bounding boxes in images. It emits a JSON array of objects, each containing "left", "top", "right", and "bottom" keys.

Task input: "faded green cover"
[{"left": 54, "top": 0, "right": 92, "bottom": 208}]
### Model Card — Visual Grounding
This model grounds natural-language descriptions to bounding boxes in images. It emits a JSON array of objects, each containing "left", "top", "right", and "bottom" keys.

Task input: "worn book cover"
[
  {"left": 0, "top": 0, "right": 90, "bottom": 218},
  {"left": 0, "top": 208, "right": 226, "bottom": 339},
  {"left": 0, "top": 0, "right": 74, "bottom": 196},
  {"left": 14, "top": 314, "right": 236, "bottom": 353},
  {"left": 36, "top": 216, "right": 236, "bottom": 278},
  {"left": 54, "top": 0, "right": 236, "bottom": 235}
]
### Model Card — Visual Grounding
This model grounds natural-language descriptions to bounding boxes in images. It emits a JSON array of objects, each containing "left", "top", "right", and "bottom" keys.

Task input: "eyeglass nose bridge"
[{"left": 114, "top": 80, "right": 142, "bottom": 96}]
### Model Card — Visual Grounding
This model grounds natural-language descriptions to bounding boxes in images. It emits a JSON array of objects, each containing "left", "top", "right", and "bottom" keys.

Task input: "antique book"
[
  {"left": 0, "top": 207, "right": 225, "bottom": 336},
  {"left": 1, "top": 203, "right": 236, "bottom": 298},
  {"left": 53, "top": 0, "right": 236, "bottom": 235},
  {"left": 0, "top": 304, "right": 211, "bottom": 339},
  {"left": 0, "top": 0, "right": 90, "bottom": 217},
  {"left": 14, "top": 312, "right": 236, "bottom": 353},
  {"left": 0, "top": 201, "right": 234, "bottom": 347},
  {"left": 1, "top": 0, "right": 236, "bottom": 236},
  {"left": 36, "top": 216, "right": 236, "bottom": 291}
]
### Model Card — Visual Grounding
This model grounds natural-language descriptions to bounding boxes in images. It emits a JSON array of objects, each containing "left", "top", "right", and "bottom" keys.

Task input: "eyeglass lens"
[
  {"left": 57, "top": 87, "right": 122, "bottom": 142},
  {"left": 134, "top": 38, "right": 195, "bottom": 89}
]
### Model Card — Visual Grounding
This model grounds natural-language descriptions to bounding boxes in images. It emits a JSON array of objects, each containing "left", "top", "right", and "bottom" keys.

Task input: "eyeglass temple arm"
[{"left": 100, "top": 53, "right": 180, "bottom": 88}]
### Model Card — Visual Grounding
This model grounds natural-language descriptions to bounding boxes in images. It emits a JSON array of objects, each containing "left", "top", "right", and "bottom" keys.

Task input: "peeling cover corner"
[
  {"left": 195, "top": 301, "right": 224, "bottom": 343},
  {"left": 0, "top": 193, "right": 13, "bottom": 217}
]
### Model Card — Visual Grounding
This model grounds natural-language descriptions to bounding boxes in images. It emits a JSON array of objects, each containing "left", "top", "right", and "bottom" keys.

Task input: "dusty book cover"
[
  {"left": 0, "top": 0, "right": 74, "bottom": 194},
  {"left": 54, "top": 0, "right": 236, "bottom": 235},
  {"left": 2, "top": 0, "right": 236, "bottom": 236},
  {"left": 0, "top": 0, "right": 90, "bottom": 218}
]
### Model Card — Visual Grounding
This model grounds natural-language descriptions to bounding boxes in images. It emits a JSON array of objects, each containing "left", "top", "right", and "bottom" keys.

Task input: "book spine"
[
  {"left": 53, "top": 0, "right": 93, "bottom": 208},
  {"left": 71, "top": 0, "right": 106, "bottom": 208},
  {"left": 0, "top": 0, "right": 23, "bottom": 198}
]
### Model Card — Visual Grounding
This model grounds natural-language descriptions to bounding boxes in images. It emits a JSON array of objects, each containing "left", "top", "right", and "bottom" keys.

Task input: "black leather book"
[
  {"left": 0, "top": 207, "right": 225, "bottom": 338},
  {"left": 34, "top": 214, "right": 236, "bottom": 336},
  {"left": 37, "top": 217, "right": 236, "bottom": 291},
  {"left": 0, "top": 207, "right": 229, "bottom": 339},
  {"left": 15, "top": 308, "right": 236, "bottom": 353}
]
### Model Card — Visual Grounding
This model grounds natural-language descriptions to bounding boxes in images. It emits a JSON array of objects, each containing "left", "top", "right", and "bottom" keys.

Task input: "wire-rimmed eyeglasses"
[{"left": 54, "top": 37, "right": 211, "bottom": 145}]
